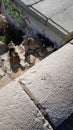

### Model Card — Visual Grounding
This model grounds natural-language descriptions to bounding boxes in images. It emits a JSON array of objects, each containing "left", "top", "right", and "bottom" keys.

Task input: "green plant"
[
  {"left": 0, "top": 24, "right": 25, "bottom": 45},
  {"left": 3, "top": 0, "right": 26, "bottom": 28},
  {"left": 0, "top": 35, "right": 6, "bottom": 43}
]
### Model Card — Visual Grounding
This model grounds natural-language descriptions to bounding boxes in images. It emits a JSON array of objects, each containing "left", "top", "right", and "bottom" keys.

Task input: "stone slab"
[
  {"left": 17, "top": 43, "right": 73, "bottom": 127},
  {"left": 0, "top": 81, "right": 50, "bottom": 130},
  {"left": 32, "top": 0, "right": 73, "bottom": 18},
  {"left": 52, "top": 5, "right": 73, "bottom": 32}
]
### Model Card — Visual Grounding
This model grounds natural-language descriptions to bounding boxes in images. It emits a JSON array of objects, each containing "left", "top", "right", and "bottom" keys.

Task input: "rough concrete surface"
[
  {"left": 0, "top": 81, "right": 51, "bottom": 130},
  {"left": 32, "top": 0, "right": 73, "bottom": 18},
  {"left": 52, "top": 5, "right": 73, "bottom": 32},
  {"left": 17, "top": 43, "right": 73, "bottom": 127}
]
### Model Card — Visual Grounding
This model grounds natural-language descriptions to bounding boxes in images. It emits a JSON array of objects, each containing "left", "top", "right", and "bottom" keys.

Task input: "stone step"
[
  {"left": 0, "top": 81, "right": 52, "bottom": 130},
  {"left": 17, "top": 43, "right": 73, "bottom": 128}
]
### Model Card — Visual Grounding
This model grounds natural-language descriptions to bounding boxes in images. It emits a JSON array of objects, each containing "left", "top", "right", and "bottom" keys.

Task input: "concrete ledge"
[
  {"left": 0, "top": 81, "right": 50, "bottom": 130},
  {"left": 17, "top": 43, "right": 73, "bottom": 127}
]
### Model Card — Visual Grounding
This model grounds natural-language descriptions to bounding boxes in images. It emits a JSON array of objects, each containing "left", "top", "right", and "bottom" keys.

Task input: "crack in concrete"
[
  {"left": 18, "top": 80, "right": 55, "bottom": 129},
  {"left": 50, "top": 19, "right": 69, "bottom": 34},
  {"left": 28, "top": 0, "right": 44, "bottom": 7}
]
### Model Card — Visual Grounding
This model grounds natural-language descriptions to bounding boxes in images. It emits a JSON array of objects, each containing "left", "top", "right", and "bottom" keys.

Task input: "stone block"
[
  {"left": 0, "top": 81, "right": 51, "bottom": 130},
  {"left": 18, "top": 44, "right": 73, "bottom": 127}
]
